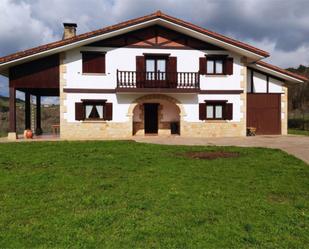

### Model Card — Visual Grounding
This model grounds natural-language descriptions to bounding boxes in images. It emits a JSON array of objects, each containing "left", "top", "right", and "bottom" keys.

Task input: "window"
[
  {"left": 85, "top": 104, "right": 104, "bottom": 119},
  {"left": 206, "top": 105, "right": 214, "bottom": 119},
  {"left": 200, "top": 55, "right": 233, "bottom": 75},
  {"left": 199, "top": 101, "right": 233, "bottom": 121},
  {"left": 82, "top": 52, "right": 106, "bottom": 74},
  {"left": 206, "top": 104, "right": 224, "bottom": 119},
  {"left": 205, "top": 100, "right": 228, "bottom": 120},
  {"left": 145, "top": 57, "right": 167, "bottom": 80},
  {"left": 207, "top": 58, "right": 224, "bottom": 75},
  {"left": 75, "top": 100, "right": 113, "bottom": 121},
  {"left": 215, "top": 105, "right": 223, "bottom": 119}
]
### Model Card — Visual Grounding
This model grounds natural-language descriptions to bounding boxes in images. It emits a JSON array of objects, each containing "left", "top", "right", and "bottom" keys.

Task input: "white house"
[{"left": 0, "top": 11, "right": 307, "bottom": 139}]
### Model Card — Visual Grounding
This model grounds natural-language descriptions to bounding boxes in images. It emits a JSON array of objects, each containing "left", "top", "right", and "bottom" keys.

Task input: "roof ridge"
[{"left": 0, "top": 11, "right": 269, "bottom": 64}]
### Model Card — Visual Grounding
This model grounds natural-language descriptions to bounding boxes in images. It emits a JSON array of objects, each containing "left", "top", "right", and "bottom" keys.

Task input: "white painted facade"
[
  {"left": 63, "top": 47, "right": 244, "bottom": 123},
  {"left": 246, "top": 69, "right": 284, "bottom": 93}
]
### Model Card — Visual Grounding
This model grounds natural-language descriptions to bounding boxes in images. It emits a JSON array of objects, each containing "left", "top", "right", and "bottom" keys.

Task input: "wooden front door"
[
  {"left": 247, "top": 93, "right": 281, "bottom": 135},
  {"left": 144, "top": 103, "right": 159, "bottom": 134}
]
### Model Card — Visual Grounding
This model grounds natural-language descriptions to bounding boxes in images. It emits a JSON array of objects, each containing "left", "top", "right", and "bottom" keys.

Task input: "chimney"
[{"left": 63, "top": 23, "right": 77, "bottom": 39}]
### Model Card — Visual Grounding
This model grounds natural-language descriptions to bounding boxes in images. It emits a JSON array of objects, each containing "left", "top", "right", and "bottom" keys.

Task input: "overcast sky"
[{"left": 0, "top": 0, "right": 309, "bottom": 98}]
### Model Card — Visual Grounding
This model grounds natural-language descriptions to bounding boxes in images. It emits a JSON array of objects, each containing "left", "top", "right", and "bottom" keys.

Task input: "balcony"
[{"left": 116, "top": 70, "right": 200, "bottom": 93}]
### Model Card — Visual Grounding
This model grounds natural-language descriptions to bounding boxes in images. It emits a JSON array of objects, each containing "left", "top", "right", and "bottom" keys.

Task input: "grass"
[
  {"left": 0, "top": 141, "right": 308, "bottom": 248},
  {"left": 289, "top": 128, "right": 309, "bottom": 136}
]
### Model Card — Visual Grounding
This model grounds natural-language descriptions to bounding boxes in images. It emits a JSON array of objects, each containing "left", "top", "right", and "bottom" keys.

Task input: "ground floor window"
[
  {"left": 199, "top": 100, "right": 233, "bottom": 121},
  {"left": 75, "top": 99, "right": 113, "bottom": 121},
  {"left": 85, "top": 104, "right": 104, "bottom": 120},
  {"left": 206, "top": 103, "right": 224, "bottom": 120}
]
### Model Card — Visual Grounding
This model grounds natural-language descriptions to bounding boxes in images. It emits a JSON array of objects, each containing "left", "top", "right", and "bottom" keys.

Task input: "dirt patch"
[
  {"left": 267, "top": 193, "right": 291, "bottom": 204},
  {"left": 180, "top": 151, "right": 240, "bottom": 160}
]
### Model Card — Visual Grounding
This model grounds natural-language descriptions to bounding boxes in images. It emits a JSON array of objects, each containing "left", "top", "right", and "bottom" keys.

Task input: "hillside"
[
  {"left": 286, "top": 65, "right": 309, "bottom": 115},
  {"left": 0, "top": 96, "right": 59, "bottom": 136}
]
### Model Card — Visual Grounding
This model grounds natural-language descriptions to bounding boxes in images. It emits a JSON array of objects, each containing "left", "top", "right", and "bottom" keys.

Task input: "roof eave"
[{"left": 251, "top": 63, "right": 306, "bottom": 83}]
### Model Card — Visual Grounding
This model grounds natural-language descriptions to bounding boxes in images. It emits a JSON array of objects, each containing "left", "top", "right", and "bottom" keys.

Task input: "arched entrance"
[{"left": 128, "top": 94, "right": 185, "bottom": 136}]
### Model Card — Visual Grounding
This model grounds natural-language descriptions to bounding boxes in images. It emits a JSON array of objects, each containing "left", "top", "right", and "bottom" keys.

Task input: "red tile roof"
[
  {"left": 256, "top": 61, "right": 308, "bottom": 82},
  {"left": 0, "top": 11, "right": 269, "bottom": 64}
]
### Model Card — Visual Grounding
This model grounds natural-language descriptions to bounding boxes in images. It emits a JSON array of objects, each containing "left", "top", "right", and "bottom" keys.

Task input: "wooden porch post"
[
  {"left": 25, "top": 92, "right": 31, "bottom": 130},
  {"left": 8, "top": 87, "right": 17, "bottom": 140},
  {"left": 35, "top": 95, "right": 42, "bottom": 135}
]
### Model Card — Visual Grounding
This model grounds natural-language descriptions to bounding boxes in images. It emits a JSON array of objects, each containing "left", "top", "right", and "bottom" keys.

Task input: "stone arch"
[
  {"left": 127, "top": 94, "right": 186, "bottom": 117},
  {"left": 127, "top": 94, "right": 186, "bottom": 136}
]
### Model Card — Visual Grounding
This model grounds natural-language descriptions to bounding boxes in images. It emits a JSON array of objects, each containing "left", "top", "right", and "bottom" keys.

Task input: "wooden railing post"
[{"left": 116, "top": 70, "right": 200, "bottom": 89}]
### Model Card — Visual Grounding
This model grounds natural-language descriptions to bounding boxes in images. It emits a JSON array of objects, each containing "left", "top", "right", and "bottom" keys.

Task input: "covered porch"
[
  {"left": 7, "top": 54, "right": 60, "bottom": 140},
  {"left": 8, "top": 87, "right": 59, "bottom": 139}
]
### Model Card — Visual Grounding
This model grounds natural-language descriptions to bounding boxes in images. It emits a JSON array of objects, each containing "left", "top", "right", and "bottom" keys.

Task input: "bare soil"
[{"left": 179, "top": 151, "right": 240, "bottom": 160}]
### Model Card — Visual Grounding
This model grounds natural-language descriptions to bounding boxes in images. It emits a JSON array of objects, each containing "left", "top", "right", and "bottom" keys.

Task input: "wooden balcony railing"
[{"left": 117, "top": 70, "right": 200, "bottom": 89}]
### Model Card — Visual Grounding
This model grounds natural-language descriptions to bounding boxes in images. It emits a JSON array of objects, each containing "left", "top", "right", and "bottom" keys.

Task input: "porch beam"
[
  {"left": 8, "top": 87, "right": 17, "bottom": 140},
  {"left": 35, "top": 95, "right": 42, "bottom": 135},
  {"left": 25, "top": 92, "right": 31, "bottom": 129},
  {"left": 9, "top": 87, "right": 16, "bottom": 132}
]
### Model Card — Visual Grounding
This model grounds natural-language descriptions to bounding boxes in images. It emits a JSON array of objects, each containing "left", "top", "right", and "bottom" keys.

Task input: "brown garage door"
[{"left": 247, "top": 93, "right": 281, "bottom": 135}]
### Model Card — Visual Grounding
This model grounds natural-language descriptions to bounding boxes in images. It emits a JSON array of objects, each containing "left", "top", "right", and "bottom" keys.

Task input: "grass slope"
[{"left": 0, "top": 141, "right": 308, "bottom": 248}]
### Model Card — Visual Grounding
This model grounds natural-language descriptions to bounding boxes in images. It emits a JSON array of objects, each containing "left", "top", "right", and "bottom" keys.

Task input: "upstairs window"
[
  {"left": 81, "top": 51, "right": 106, "bottom": 74},
  {"left": 144, "top": 55, "right": 168, "bottom": 80},
  {"left": 207, "top": 59, "right": 224, "bottom": 74},
  {"left": 199, "top": 55, "right": 233, "bottom": 75}
]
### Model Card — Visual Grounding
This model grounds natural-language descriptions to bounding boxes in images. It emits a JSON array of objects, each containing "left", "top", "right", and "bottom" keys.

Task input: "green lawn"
[
  {"left": 289, "top": 128, "right": 309, "bottom": 136},
  {"left": 0, "top": 141, "right": 308, "bottom": 248}
]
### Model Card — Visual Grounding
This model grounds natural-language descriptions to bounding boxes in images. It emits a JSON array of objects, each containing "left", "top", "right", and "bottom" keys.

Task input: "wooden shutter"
[
  {"left": 167, "top": 57, "right": 177, "bottom": 88},
  {"left": 75, "top": 102, "right": 85, "bottom": 120},
  {"left": 225, "top": 57, "right": 233, "bottom": 75},
  {"left": 82, "top": 52, "right": 105, "bottom": 73},
  {"left": 225, "top": 103, "right": 233, "bottom": 120},
  {"left": 199, "top": 103, "right": 206, "bottom": 120},
  {"left": 136, "top": 56, "right": 145, "bottom": 88},
  {"left": 104, "top": 103, "right": 113, "bottom": 121},
  {"left": 199, "top": 57, "right": 206, "bottom": 74}
]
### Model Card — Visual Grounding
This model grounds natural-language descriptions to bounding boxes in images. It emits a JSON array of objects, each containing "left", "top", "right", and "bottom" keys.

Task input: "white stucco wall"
[
  {"left": 65, "top": 92, "right": 242, "bottom": 123},
  {"left": 269, "top": 77, "right": 284, "bottom": 92},
  {"left": 247, "top": 69, "right": 284, "bottom": 93},
  {"left": 65, "top": 47, "right": 243, "bottom": 90},
  {"left": 253, "top": 72, "right": 267, "bottom": 93},
  {"left": 63, "top": 46, "right": 244, "bottom": 124}
]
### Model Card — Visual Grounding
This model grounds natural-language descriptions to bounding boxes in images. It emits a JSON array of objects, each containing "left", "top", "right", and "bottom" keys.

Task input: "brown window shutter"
[
  {"left": 199, "top": 57, "right": 206, "bottom": 74},
  {"left": 199, "top": 103, "right": 206, "bottom": 120},
  {"left": 104, "top": 103, "right": 113, "bottom": 120},
  {"left": 225, "top": 103, "right": 233, "bottom": 120},
  {"left": 82, "top": 52, "right": 105, "bottom": 74},
  {"left": 225, "top": 57, "right": 233, "bottom": 75},
  {"left": 167, "top": 57, "right": 177, "bottom": 87},
  {"left": 136, "top": 56, "right": 145, "bottom": 87},
  {"left": 75, "top": 102, "right": 85, "bottom": 120}
]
